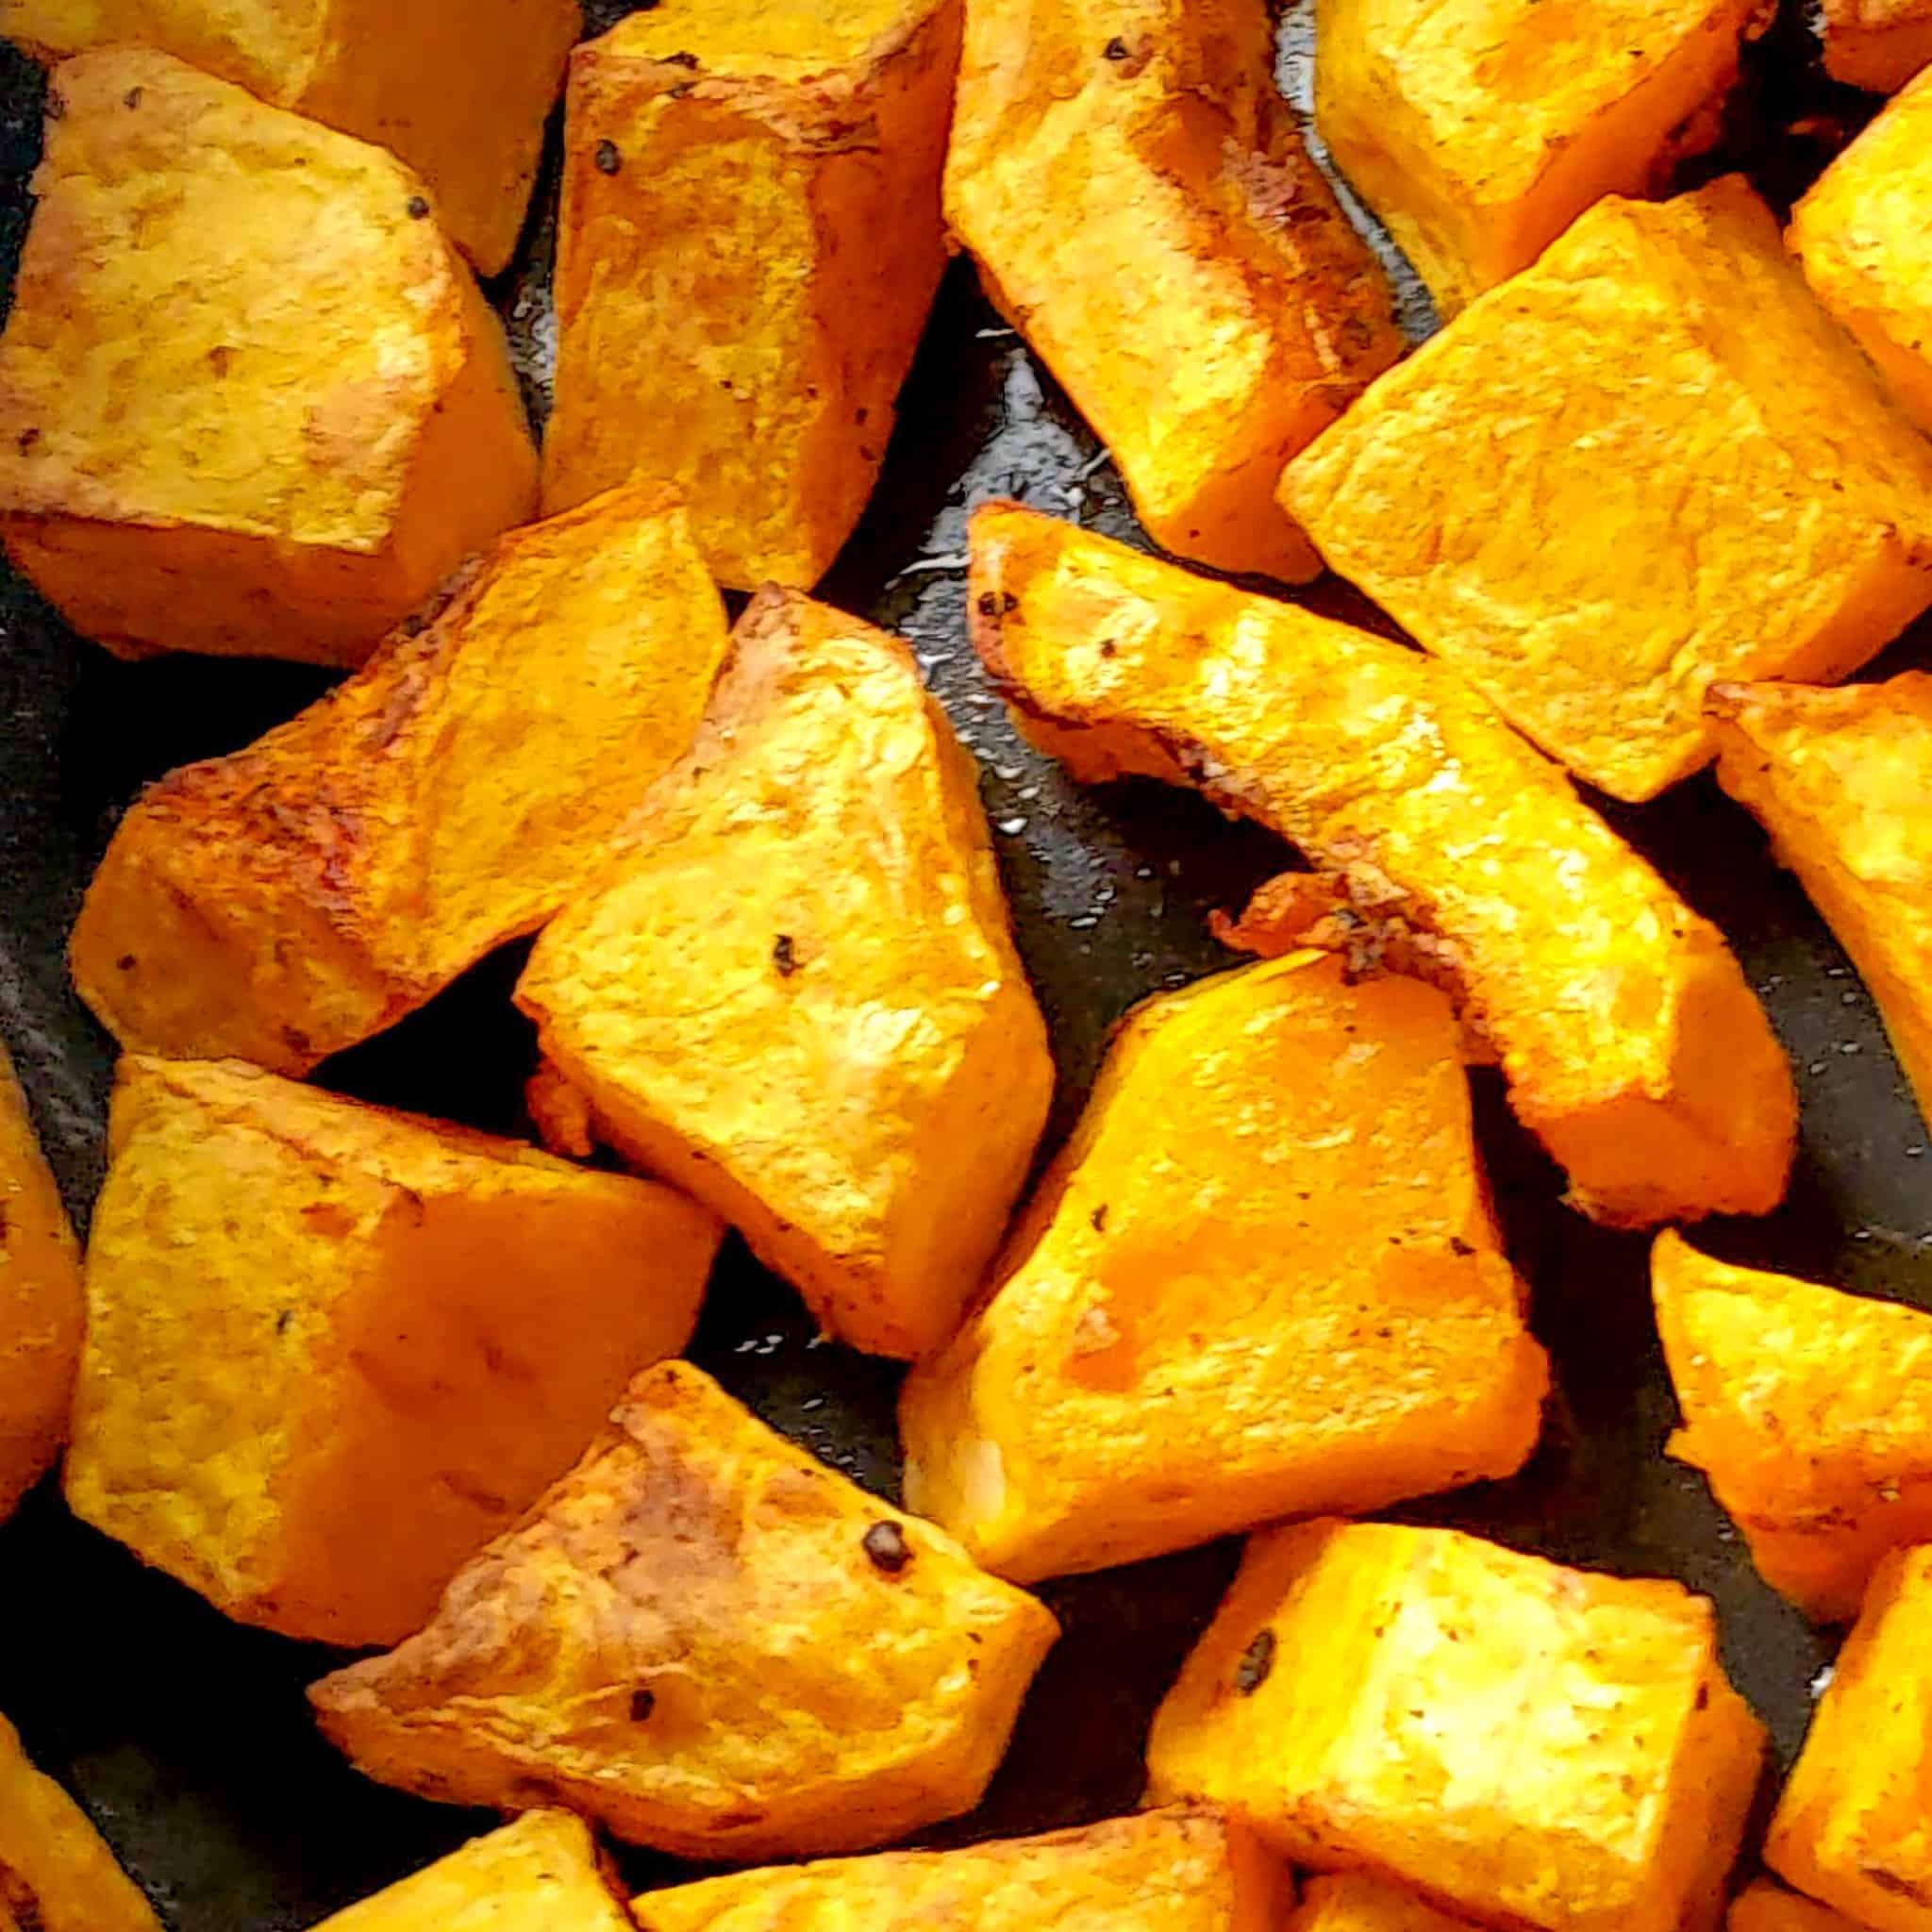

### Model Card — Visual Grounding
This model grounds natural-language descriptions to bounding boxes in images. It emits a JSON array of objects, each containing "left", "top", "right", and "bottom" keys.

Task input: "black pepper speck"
[
  {"left": 863, "top": 1521, "right": 912, "bottom": 1574},
  {"left": 1234, "top": 1627, "right": 1276, "bottom": 1695}
]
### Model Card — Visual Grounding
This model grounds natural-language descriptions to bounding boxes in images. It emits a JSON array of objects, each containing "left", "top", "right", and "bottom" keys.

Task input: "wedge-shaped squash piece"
[
  {"left": 0, "top": 1711, "right": 158, "bottom": 1932},
  {"left": 1767, "top": 1544, "right": 1932, "bottom": 1931},
  {"left": 0, "top": 1043, "right": 81, "bottom": 1525},
  {"left": 1314, "top": 0, "right": 1763, "bottom": 317},
  {"left": 0, "top": 50, "right": 536, "bottom": 668},
  {"left": 518, "top": 587, "right": 1052, "bottom": 1359},
  {"left": 1730, "top": 1882, "right": 1872, "bottom": 1932},
  {"left": 1820, "top": 0, "right": 1932, "bottom": 89},
  {"left": 632, "top": 1806, "right": 1288, "bottom": 1932},
  {"left": 1791, "top": 75, "right": 1932, "bottom": 436},
  {"left": 1281, "top": 180, "right": 1932, "bottom": 803},
  {"left": 901, "top": 953, "right": 1548, "bottom": 1583},
  {"left": 1147, "top": 1521, "right": 1765, "bottom": 1932},
  {"left": 68, "top": 482, "right": 728, "bottom": 1078},
  {"left": 945, "top": 0, "right": 1402, "bottom": 582},
  {"left": 1709, "top": 675, "right": 1932, "bottom": 1129},
  {"left": 541, "top": 0, "right": 958, "bottom": 590},
  {"left": 309, "top": 1811, "right": 632, "bottom": 1932},
  {"left": 971, "top": 503, "right": 1793, "bottom": 1230},
  {"left": 1293, "top": 1872, "right": 1483, "bottom": 1932},
  {"left": 1654, "top": 1231, "right": 1932, "bottom": 1623},
  {"left": 0, "top": 0, "right": 579, "bottom": 274},
  {"left": 311, "top": 1361, "right": 1059, "bottom": 1860},
  {"left": 64, "top": 1058, "right": 721, "bottom": 1648}
]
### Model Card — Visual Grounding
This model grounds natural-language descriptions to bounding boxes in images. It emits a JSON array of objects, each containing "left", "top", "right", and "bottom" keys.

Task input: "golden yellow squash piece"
[
  {"left": 541, "top": 0, "right": 958, "bottom": 590},
  {"left": 311, "top": 1361, "right": 1059, "bottom": 1861},
  {"left": 901, "top": 953, "right": 1548, "bottom": 1583},
  {"left": 1655, "top": 1230, "right": 1932, "bottom": 1623},
  {"left": 1147, "top": 1521, "right": 1765, "bottom": 1932},
  {"left": 1820, "top": 0, "right": 1932, "bottom": 89},
  {"left": 518, "top": 587, "right": 1052, "bottom": 1360},
  {"left": 1282, "top": 179, "right": 1932, "bottom": 803},
  {"left": 0, "top": 1711, "right": 158, "bottom": 1932},
  {"left": 310, "top": 1811, "right": 633, "bottom": 1932},
  {"left": 0, "top": 1044, "right": 81, "bottom": 1525},
  {"left": 0, "top": 0, "right": 579, "bottom": 274},
  {"left": 945, "top": 0, "right": 1402, "bottom": 582},
  {"left": 1729, "top": 1882, "right": 1873, "bottom": 1932},
  {"left": 632, "top": 1807, "right": 1289, "bottom": 1932},
  {"left": 1314, "top": 0, "right": 1764, "bottom": 316},
  {"left": 1790, "top": 72, "right": 1932, "bottom": 435},
  {"left": 68, "top": 481, "right": 728, "bottom": 1078},
  {"left": 1292, "top": 1872, "right": 1482, "bottom": 1932},
  {"left": 971, "top": 502, "right": 1793, "bottom": 1230},
  {"left": 0, "top": 49, "right": 537, "bottom": 668},
  {"left": 1767, "top": 1543, "right": 1932, "bottom": 1931},
  {"left": 1709, "top": 674, "right": 1932, "bottom": 1131},
  {"left": 64, "top": 1057, "right": 721, "bottom": 1649}
]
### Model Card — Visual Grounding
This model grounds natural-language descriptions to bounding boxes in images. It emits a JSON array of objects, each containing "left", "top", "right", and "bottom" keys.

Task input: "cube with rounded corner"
[
  {"left": 1709, "top": 674, "right": 1932, "bottom": 1134},
  {"left": 63, "top": 1057, "right": 722, "bottom": 1648},
  {"left": 518, "top": 587, "right": 1052, "bottom": 1360},
  {"left": 1820, "top": 0, "right": 1932, "bottom": 90},
  {"left": 1282, "top": 180, "right": 1932, "bottom": 803},
  {"left": 631, "top": 1806, "right": 1289, "bottom": 1932},
  {"left": 969, "top": 501, "right": 1794, "bottom": 1231},
  {"left": 1767, "top": 1544, "right": 1932, "bottom": 1932},
  {"left": 1655, "top": 1229, "right": 1932, "bottom": 1623},
  {"left": 69, "top": 481, "right": 729, "bottom": 1076},
  {"left": 0, "top": 0, "right": 581, "bottom": 273},
  {"left": 946, "top": 0, "right": 1401, "bottom": 581},
  {"left": 1314, "top": 0, "right": 1766, "bottom": 315},
  {"left": 311, "top": 1361, "right": 1060, "bottom": 1862},
  {"left": 0, "top": 1043, "right": 81, "bottom": 1525},
  {"left": 0, "top": 1710, "right": 159, "bottom": 1931},
  {"left": 1147, "top": 1521, "right": 1765, "bottom": 1932},
  {"left": 309, "top": 1811, "right": 633, "bottom": 1932},
  {"left": 1729, "top": 1882, "right": 1872, "bottom": 1932},
  {"left": 542, "top": 0, "right": 958, "bottom": 589},
  {"left": 0, "top": 50, "right": 537, "bottom": 667},
  {"left": 901, "top": 952, "right": 1548, "bottom": 1583},
  {"left": 1790, "top": 72, "right": 1932, "bottom": 435}
]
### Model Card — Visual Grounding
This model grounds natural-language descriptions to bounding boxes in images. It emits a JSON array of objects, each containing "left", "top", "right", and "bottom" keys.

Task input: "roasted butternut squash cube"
[
  {"left": 1655, "top": 1230, "right": 1932, "bottom": 1623},
  {"left": 1281, "top": 179, "right": 1932, "bottom": 803},
  {"left": 901, "top": 953, "right": 1548, "bottom": 1583},
  {"left": 311, "top": 1361, "right": 1059, "bottom": 1861},
  {"left": 1820, "top": 0, "right": 1932, "bottom": 89},
  {"left": 0, "top": 0, "right": 579, "bottom": 273},
  {"left": 518, "top": 587, "right": 1052, "bottom": 1360},
  {"left": 632, "top": 1806, "right": 1288, "bottom": 1932},
  {"left": 1790, "top": 74, "right": 1932, "bottom": 436},
  {"left": 1767, "top": 1544, "right": 1932, "bottom": 1932},
  {"left": 1293, "top": 1872, "right": 1482, "bottom": 1932},
  {"left": 1729, "top": 1882, "right": 1872, "bottom": 1932},
  {"left": 541, "top": 0, "right": 958, "bottom": 590},
  {"left": 0, "top": 50, "right": 537, "bottom": 668},
  {"left": 64, "top": 1057, "right": 721, "bottom": 1648},
  {"left": 1314, "top": 0, "right": 1764, "bottom": 316},
  {"left": 946, "top": 0, "right": 1402, "bottom": 582},
  {"left": 971, "top": 502, "right": 1793, "bottom": 1230},
  {"left": 311, "top": 1811, "right": 633, "bottom": 1932},
  {"left": 1147, "top": 1521, "right": 1765, "bottom": 1932},
  {"left": 1709, "top": 675, "right": 1932, "bottom": 1133},
  {"left": 68, "top": 481, "right": 728, "bottom": 1078},
  {"left": 0, "top": 1711, "right": 159, "bottom": 1932},
  {"left": 0, "top": 1043, "right": 81, "bottom": 1525}
]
